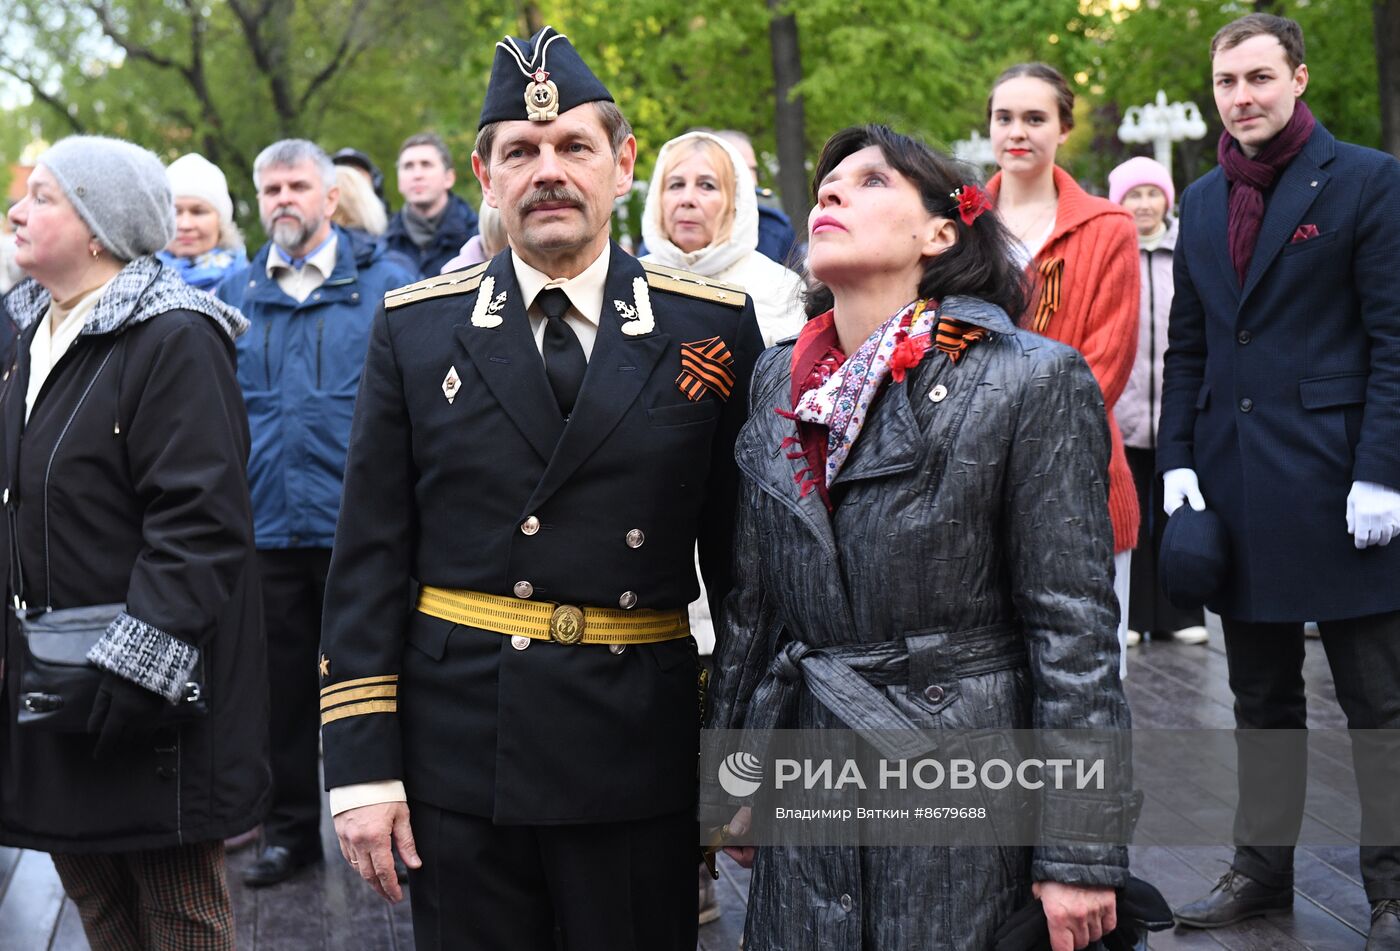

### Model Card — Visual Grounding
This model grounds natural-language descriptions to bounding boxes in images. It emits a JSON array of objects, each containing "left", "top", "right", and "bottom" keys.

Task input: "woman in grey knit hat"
[{"left": 1, "top": 135, "right": 269, "bottom": 951}]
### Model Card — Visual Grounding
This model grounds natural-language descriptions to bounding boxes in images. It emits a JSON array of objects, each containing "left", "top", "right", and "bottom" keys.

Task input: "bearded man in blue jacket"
[{"left": 217, "top": 138, "right": 415, "bottom": 888}]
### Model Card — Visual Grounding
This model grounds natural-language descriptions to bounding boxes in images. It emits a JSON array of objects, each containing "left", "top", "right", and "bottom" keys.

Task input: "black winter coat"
[
  {"left": 0, "top": 259, "right": 270, "bottom": 852},
  {"left": 383, "top": 192, "right": 480, "bottom": 280},
  {"left": 706, "top": 297, "right": 1137, "bottom": 950}
]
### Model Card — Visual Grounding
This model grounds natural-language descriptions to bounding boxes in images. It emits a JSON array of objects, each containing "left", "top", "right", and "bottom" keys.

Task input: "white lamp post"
[
  {"left": 951, "top": 131, "right": 996, "bottom": 173},
  {"left": 1117, "top": 89, "right": 1208, "bottom": 179}
]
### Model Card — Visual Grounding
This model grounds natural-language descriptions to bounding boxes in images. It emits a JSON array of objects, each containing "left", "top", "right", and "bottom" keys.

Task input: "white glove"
[
  {"left": 1345, "top": 481, "right": 1400, "bottom": 549},
  {"left": 1163, "top": 468, "right": 1206, "bottom": 516}
]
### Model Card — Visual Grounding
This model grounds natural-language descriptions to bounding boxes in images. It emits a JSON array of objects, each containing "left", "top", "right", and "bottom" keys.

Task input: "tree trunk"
[
  {"left": 1376, "top": 1, "right": 1400, "bottom": 157},
  {"left": 520, "top": 3, "right": 545, "bottom": 37},
  {"left": 767, "top": 0, "right": 809, "bottom": 226}
]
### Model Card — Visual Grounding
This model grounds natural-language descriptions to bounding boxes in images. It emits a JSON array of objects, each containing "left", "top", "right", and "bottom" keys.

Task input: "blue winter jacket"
[{"left": 217, "top": 226, "right": 416, "bottom": 549}]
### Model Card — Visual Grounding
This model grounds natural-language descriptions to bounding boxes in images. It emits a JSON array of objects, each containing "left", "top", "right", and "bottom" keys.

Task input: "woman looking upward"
[{"left": 707, "top": 125, "right": 1135, "bottom": 951}]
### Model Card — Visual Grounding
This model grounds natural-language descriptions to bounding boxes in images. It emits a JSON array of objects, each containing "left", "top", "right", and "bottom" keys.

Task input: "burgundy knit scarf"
[{"left": 1217, "top": 99, "right": 1316, "bottom": 286}]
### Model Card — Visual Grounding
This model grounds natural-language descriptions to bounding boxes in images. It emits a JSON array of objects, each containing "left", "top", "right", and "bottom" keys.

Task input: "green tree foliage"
[
  {"left": 0, "top": 0, "right": 516, "bottom": 233},
  {"left": 1086, "top": 0, "right": 1380, "bottom": 187},
  {"left": 0, "top": 0, "right": 1384, "bottom": 234}
]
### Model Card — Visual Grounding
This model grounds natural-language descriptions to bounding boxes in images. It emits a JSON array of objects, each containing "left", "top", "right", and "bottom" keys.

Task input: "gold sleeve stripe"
[
  {"left": 321, "top": 699, "right": 398, "bottom": 725},
  {"left": 320, "top": 674, "right": 398, "bottom": 698},
  {"left": 319, "top": 684, "right": 398, "bottom": 710}
]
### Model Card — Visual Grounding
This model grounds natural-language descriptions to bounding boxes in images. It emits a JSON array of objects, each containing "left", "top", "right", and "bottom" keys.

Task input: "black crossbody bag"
[
  {"left": 5, "top": 331, "right": 202, "bottom": 731},
  {"left": 12, "top": 600, "right": 125, "bottom": 731}
]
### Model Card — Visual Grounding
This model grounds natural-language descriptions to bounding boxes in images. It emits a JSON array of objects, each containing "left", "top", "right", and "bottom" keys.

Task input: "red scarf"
[
  {"left": 1217, "top": 99, "right": 1315, "bottom": 286},
  {"left": 779, "top": 311, "right": 845, "bottom": 511}
]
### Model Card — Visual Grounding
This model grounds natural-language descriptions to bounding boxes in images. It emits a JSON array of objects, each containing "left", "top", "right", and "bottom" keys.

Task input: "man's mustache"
[
  {"left": 265, "top": 205, "right": 305, "bottom": 225},
  {"left": 519, "top": 187, "right": 584, "bottom": 215}
]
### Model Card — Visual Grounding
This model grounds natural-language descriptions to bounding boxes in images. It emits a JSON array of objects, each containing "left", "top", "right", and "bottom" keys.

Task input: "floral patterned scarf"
[
  {"left": 779, "top": 299, "right": 935, "bottom": 507},
  {"left": 778, "top": 299, "right": 987, "bottom": 510}
]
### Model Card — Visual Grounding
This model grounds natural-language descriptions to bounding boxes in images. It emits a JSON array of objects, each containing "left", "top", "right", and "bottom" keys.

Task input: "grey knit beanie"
[{"left": 38, "top": 136, "right": 176, "bottom": 262}]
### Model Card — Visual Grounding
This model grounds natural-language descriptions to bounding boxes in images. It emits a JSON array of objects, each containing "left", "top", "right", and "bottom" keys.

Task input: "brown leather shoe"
[{"left": 1175, "top": 869, "right": 1292, "bottom": 929}]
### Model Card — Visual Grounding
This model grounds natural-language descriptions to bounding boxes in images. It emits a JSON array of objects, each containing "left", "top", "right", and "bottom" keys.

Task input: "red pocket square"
[{"left": 1291, "top": 224, "right": 1320, "bottom": 243}]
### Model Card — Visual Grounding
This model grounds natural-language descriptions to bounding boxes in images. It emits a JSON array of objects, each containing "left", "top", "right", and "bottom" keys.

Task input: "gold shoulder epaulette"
[
  {"left": 385, "top": 262, "right": 490, "bottom": 310},
  {"left": 640, "top": 261, "right": 748, "bottom": 309}
]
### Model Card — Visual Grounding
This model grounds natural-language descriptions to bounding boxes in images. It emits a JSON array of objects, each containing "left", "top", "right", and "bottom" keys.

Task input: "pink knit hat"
[{"left": 1108, "top": 156, "right": 1175, "bottom": 208}]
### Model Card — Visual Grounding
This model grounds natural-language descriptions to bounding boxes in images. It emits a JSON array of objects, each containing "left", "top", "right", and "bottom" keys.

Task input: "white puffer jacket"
[{"left": 641, "top": 131, "right": 804, "bottom": 348}]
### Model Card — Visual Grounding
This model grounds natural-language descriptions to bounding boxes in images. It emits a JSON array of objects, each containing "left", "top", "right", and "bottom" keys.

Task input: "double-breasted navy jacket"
[
  {"left": 1159, "top": 122, "right": 1400, "bottom": 622},
  {"left": 318, "top": 244, "right": 763, "bottom": 822}
]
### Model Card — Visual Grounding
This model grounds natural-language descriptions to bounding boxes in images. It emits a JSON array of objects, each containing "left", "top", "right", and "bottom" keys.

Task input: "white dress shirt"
[{"left": 512, "top": 243, "right": 609, "bottom": 361}]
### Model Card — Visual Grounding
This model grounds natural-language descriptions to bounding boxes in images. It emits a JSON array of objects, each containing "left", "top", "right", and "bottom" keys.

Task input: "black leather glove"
[{"left": 88, "top": 673, "right": 168, "bottom": 760}]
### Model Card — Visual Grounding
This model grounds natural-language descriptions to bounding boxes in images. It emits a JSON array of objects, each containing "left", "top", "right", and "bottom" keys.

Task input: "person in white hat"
[{"left": 159, "top": 153, "right": 246, "bottom": 292}]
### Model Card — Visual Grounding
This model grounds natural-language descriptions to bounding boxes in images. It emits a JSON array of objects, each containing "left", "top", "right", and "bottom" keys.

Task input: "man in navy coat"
[
  {"left": 317, "top": 26, "right": 761, "bottom": 950},
  {"left": 1160, "top": 14, "right": 1400, "bottom": 944}
]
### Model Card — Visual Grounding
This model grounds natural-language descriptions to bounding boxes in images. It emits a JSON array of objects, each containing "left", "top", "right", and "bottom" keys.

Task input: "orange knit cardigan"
[{"left": 988, "top": 166, "right": 1142, "bottom": 553}]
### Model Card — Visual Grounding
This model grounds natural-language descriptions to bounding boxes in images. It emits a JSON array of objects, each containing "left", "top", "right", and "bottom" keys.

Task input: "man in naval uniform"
[{"left": 317, "top": 26, "right": 763, "bottom": 951}]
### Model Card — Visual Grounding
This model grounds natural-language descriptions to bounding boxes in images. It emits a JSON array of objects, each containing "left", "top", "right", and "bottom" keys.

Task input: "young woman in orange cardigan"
[{"left": 986, "top": 62, "right": 1142, "bottom": 677}]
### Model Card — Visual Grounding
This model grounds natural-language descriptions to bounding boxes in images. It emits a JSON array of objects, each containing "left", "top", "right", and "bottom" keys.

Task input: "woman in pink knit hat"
[{"left": 1108, "top": 156, "right": 1209, "bottom": 647}]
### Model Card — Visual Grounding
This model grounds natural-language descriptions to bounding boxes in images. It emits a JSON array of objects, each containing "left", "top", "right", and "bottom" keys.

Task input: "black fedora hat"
[{"left": 1159, "top": 506, "right": 1231, "bottom": 610}]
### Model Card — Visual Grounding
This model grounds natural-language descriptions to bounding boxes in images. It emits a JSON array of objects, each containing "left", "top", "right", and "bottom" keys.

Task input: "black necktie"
[{"left": 536, "top": 288, "right": 586, "bottom": 418}]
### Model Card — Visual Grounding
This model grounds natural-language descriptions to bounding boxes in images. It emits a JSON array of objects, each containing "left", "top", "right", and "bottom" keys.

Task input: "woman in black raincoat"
[
  {"left": 706, "top": 126, "right": 1137, "bottom": 950},
  {"left": 0, "top": 135, "right": 268, "bottom": 950}
]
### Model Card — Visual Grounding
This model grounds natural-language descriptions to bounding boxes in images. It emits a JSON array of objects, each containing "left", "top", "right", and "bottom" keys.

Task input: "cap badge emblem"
[{"left": 525, "top": 69, "right": 559, "bottom": 122}]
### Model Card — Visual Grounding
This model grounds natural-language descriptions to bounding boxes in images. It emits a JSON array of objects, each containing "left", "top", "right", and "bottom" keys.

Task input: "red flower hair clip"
[{"left": 950, "top": 183, "right": 993, "bottom": 227}]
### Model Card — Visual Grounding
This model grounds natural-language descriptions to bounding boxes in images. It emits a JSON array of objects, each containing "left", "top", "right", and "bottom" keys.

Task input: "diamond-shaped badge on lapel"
[{"left": 442, "top": 366, "right": 462, "bottom": 404}]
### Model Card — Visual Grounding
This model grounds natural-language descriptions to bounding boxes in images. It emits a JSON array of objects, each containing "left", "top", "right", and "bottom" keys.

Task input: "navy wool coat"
[{"left": 1158, "top": 122, "right": 1400, "bottom": 622}]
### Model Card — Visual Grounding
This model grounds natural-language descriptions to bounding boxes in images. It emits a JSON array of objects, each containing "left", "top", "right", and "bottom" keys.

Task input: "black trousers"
[
  {"left": 257, "top": 548, "right": 331, "bottom": 859},
  {"left": 406, "top": 799, "right": 697, "bottom": 951},
  {"left": 1125, "top": 446, "right": 1202, "bottom": 634},
  {"left": 1223, "top": 610, "right": 1400, "bottom": 901}
]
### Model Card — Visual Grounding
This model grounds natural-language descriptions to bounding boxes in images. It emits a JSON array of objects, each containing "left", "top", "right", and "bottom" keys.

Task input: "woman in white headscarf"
[
  {"left": 642, "top": 130, "right": 803, "bottom": 348},
  {"left": 159, "top": 152, "right": 247, "bottom": 293},
  {"left": 643, "top": 131, "right": 806, "bottom": 926},
  {"left": 642, "top": 132, "right": 806, "bottom": 659}
]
